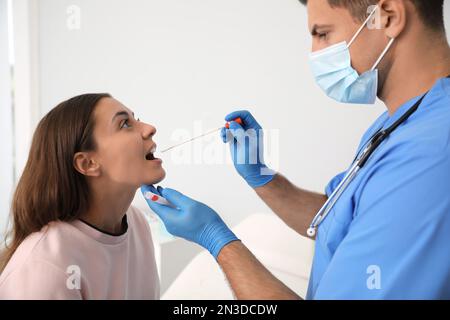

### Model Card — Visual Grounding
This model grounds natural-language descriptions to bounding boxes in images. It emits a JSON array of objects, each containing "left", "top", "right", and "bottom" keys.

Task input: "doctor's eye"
[
  {"left": 318, "top": 32, "right": 328, "bottom": 40},
  {"left": 311, "top": 29, "right": 329, "bottom": 42}
]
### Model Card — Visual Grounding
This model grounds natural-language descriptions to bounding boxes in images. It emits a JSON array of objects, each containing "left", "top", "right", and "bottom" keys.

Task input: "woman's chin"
[{"left": 143, "top": 169, "right": 166, "bottom": 186}]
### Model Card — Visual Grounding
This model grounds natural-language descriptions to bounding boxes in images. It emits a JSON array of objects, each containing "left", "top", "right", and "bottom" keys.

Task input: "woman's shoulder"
[
  {"left": 0, "top": 221, "right": 75, "bottom": 287},
  {"left": 0, "top": 206, "right": 151, "bottom": 285}
]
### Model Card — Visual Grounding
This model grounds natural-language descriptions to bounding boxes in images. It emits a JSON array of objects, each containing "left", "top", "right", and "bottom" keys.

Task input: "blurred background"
[{"left": 1, "top": 0, "right": 449, "bottom": 299}]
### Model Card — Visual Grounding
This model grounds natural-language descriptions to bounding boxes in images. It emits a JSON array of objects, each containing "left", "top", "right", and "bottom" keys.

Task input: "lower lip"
[{"left": 148, "top": 158, "right": 163, "bottom": 164}]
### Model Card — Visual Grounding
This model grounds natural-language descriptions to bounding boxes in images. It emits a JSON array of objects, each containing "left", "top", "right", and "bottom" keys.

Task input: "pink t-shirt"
[{"left": 0, "top": 206, "right": 160, "bottom": 300}]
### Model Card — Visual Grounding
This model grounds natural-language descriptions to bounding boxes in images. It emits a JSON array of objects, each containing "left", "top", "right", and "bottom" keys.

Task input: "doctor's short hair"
[{"left": 299, "top": 0, "right": 445, "bottom": 33}]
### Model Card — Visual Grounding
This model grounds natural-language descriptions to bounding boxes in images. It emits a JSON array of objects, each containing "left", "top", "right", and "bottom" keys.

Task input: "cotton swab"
[{"left": 160, "top": 117, "right": 243, "bottom": 153}]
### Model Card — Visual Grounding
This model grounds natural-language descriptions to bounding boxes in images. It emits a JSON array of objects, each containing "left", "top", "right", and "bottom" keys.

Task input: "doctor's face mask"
[{"left": 309, "top": 6, "right": 395, "bottom": 105}]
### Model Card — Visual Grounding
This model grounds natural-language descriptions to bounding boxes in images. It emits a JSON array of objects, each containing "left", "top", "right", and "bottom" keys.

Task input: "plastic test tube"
[{"left": 144, "top": 191, "right": 176, "bottom": 208}]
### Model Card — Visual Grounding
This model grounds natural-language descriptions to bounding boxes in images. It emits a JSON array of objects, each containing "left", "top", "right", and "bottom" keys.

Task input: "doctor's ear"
[
  {"left": 73, "top": 152, "right": 101, "bottom": 177},
  {"left": 377, "top": 0, "right": 407, "bottom": 39}
]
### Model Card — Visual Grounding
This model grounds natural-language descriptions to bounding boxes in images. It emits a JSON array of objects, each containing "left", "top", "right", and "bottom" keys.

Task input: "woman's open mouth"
[{"left": 145, "top": 145, "right": 162, "bottom": 162}]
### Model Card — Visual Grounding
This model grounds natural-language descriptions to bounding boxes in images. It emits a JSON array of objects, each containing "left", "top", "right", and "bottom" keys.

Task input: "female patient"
[{"left": 0, "top": 93, "right": 164, "bottom": 299}]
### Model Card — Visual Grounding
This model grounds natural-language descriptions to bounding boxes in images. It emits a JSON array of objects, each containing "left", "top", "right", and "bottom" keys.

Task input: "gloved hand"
[
  {"left": 221, "top": 110, "right": 275, "bottom": 188},
  {"left": 141, "top": 185, "right": 239, "bottom": 259}
]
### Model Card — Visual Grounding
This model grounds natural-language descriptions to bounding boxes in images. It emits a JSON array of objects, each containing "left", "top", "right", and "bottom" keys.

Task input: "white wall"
[
  {"left": 12, "top": 0, "right": 40, "bottom": 180},
  {"left": 0, "top": 0, "right": 14, "bottom": 235}
]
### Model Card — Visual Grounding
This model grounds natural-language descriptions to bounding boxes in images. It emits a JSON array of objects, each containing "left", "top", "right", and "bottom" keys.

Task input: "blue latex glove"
[
  {"left": 141, "top": 185, "right": 239, "bottom": 259},
  {"left": 221, "top": 110, "right": 275, "bottom": 188}
]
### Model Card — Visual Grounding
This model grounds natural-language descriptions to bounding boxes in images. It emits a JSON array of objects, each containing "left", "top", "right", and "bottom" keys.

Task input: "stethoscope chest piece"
[{"left": 307, "top": 227, "right": 316, "bottom": 237}]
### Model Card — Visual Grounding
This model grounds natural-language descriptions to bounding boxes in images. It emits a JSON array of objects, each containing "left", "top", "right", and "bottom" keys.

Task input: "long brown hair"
[{"left": 0, "top": 93, "right": 111, "bottom": 273}]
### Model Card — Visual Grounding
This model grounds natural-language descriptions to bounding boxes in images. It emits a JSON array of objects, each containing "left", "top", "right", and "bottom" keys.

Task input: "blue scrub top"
[{"left": 306, "top": 76, "right": 450, "bottom": 300}]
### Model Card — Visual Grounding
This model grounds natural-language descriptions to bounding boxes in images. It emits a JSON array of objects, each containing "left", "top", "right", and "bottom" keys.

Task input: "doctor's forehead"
[{"left": 307, "top": 0, "right": 354, "bottom": 32}]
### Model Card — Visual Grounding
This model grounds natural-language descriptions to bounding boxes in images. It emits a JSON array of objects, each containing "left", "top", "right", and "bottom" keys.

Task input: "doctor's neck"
[{"left": 379, "top": 28, "right": 450, "bottom": 116}]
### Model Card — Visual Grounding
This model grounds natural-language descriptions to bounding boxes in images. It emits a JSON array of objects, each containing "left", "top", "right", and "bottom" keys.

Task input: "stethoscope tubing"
[{"left": 306, "top": 91, "right": 431, "bottom": 238}]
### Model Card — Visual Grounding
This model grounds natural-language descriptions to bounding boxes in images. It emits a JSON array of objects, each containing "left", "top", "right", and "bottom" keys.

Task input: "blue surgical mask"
[{"left": 309, "top": 6, "right": 395, "bottom": 104}]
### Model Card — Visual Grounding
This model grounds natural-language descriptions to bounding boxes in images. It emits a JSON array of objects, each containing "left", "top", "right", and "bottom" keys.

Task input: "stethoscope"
[{"left": 306, "top": 93, "right": 429, "bottom": 238}]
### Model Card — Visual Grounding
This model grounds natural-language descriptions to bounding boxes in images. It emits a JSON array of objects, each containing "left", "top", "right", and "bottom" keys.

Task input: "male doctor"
[{"left": 142, "top": 0, "right": 450, "bottom": 299}]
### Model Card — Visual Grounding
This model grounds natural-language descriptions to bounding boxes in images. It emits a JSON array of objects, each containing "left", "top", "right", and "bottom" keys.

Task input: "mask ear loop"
[
  {"left": 345, "top": 5, "right": 395, "bottom": 72},
  {"left": 347, "top": 5, "right": 379, "bottom": 48},
  {"left": 370, "top": 37, "right": 395, "bottom": 71}
]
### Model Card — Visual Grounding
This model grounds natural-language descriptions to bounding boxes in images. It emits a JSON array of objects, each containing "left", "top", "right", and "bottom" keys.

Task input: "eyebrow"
[
  {"left": 310, "top": 24, "right": 333, "bottom": 36},
  {"left": 111, "top": 110, "right": 135, "bottom": 123}
]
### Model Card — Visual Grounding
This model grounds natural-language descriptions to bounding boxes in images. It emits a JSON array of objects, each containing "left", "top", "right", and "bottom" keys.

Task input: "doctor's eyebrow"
[
  {"left": 310, "top": 24, "right": 333, "bottom": 36},
  {"left": 111, "top": 110, "right": 135, "bottom": 123}
]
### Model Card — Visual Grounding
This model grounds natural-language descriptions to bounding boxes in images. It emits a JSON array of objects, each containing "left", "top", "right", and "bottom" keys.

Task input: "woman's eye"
[{"left": 121, "top": 119, "right": 131, "bottom": 129}]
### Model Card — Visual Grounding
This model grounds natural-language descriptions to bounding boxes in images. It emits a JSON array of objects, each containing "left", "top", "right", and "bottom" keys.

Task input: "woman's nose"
[{"left": 142, "top": 123, "right": 156, "bottom": 139}]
